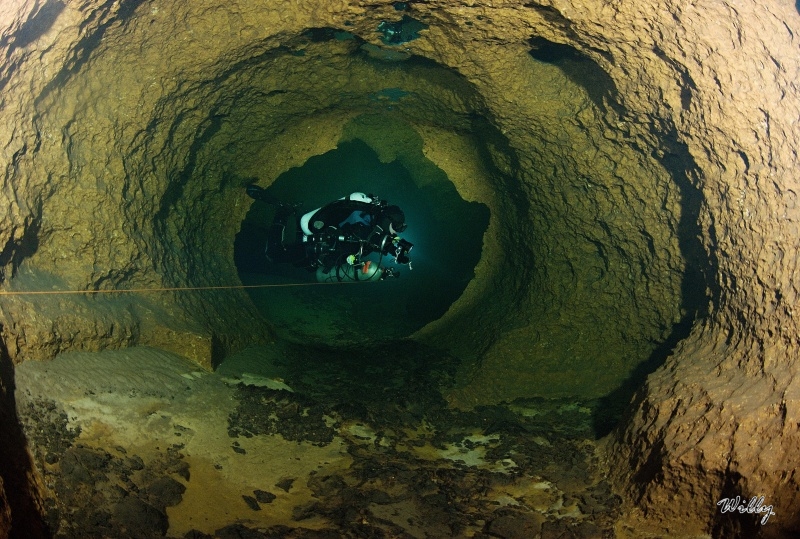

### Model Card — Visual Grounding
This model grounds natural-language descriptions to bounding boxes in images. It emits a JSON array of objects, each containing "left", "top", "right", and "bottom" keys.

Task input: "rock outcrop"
[
  {"left": 586, "top": 0, "right": 800, "bottom": 536},
  {"left": 0, "top": 0, "right": 685, "bottom": 392},
  {"left": 0, "top": 0, "right": 798, "bottom": 537}
]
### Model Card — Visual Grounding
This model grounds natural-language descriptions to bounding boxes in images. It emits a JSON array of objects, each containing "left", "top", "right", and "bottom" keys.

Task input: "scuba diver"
[{"left": 246, "top": 185, "right": 413, "bottom": 282}]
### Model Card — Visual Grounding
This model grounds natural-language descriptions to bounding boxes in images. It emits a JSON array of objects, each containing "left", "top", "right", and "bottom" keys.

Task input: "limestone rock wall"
[
  {"left": 0, "top": 0, "right": 275, "bottom": 368},
  {"left": 0, "top": 0, "right": 684, "bottom": 397},
  {"left": 0, "top": 0, "right": 797, "bottom": 536},
  {"left": 376, "top": 2, "right": 688, "bottom": 403},
  {"left": 569, "top": 0, "right": 800, "bottom": 536}
]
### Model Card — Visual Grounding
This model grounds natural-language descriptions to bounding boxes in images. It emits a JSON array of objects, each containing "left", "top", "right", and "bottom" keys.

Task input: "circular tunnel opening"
[
  {"left": 0, "top": 3, "right": 728, "bottom": 537},
  {"left": 233, "top": 137, "right": 490, "bottom": 345},
  {"left": 3, "top": 13, "right": 709, "bottom": 421}
]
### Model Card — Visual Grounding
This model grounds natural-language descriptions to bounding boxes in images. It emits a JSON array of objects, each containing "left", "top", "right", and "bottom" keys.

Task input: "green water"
[{"left": 234, "top": 138, "right": 488, "bottom": 345}]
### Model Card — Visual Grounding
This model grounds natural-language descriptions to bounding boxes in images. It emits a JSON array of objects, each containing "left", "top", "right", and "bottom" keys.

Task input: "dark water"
[
  {"left": 227, "top": 135, "right": 617, "bottom": 538},
  {"left": 234, "top": 138, "right": 489, "bottom": 344}
]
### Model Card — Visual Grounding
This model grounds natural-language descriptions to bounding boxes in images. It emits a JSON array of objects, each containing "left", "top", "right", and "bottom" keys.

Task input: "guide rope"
[{"left": 0, "top": 281, "right": 357, "bottom": 297}]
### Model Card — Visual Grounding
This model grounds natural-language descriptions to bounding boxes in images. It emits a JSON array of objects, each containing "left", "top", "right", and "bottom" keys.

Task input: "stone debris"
[
  {"left": 13, "top": 345, "right": 620, "bottom": 537},
  {"left": 1, "top": 0, "right": 798, "bottom": 536}
]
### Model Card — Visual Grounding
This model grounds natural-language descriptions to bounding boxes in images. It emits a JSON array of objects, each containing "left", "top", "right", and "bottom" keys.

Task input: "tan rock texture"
[
  {"left": 581, "top": 0, "right": 800, "bottom": 536},
  {"left": 0, "top": 0, "right": 685, "bottom": 388},
  {"left": 0, "top": 0, "right": 797, "bottom": 536}
]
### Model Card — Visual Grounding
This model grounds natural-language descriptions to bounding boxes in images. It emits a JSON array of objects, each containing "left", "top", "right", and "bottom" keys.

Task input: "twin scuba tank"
[
  {"left": 315, "top": 259, "right": 388, "bottom": 283},
  {"left": 302, "top": 192, "right": 410, "bottom": 283}
]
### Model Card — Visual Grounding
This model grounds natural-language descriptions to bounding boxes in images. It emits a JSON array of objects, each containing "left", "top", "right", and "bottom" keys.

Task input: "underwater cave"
[
  {"left": 233, "top": 137, "right": 489, "bottom": 344},
  {"left": 1, "top": 1, "right": 799, "bottom": 538}
]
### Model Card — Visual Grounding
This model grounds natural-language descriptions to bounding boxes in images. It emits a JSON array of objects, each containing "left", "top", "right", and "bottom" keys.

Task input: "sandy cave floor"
[{"left": 14, "top": 345, "right": 621, "bottom": 538}]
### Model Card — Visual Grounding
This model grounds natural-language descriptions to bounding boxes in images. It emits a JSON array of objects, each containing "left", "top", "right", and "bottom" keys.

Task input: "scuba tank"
[{"left": 316, "top": 259, "right": 393, "bottom": 283}]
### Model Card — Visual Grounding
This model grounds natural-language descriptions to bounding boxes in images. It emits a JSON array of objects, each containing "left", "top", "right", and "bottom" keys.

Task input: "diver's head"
[{"left": 381, "top": 205, "right": 407, "bottom": 233}]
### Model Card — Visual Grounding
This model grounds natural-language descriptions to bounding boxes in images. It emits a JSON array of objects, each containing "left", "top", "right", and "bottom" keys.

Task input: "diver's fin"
[
  {"left": 246, "top": 185, "right": 303, "bottom": 214},
  {"left": 246, "top": 184, "right": 266, "bottom": 201}
]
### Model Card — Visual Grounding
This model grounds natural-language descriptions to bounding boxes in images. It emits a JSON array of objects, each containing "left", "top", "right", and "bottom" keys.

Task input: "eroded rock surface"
[
  {"left": 13, "top": 344, "right": 618, "bottom": 538},
  {"left": 0, "top": 0, "right": 683, "bottom": 398},
  {"left": 0, "top": 0, "right": 798, "bottom": 537},
  {"left": 588, "top": 0, "right": 800, "bottom": 536}
]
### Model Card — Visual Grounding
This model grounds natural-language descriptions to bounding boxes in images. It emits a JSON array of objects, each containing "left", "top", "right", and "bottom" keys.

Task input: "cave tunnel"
[
  {"left": 233, "top": 137, "right": 490, "bottom": 345},
  {"left": 1, "top": 1, "right": 799, "bottom": 538}
]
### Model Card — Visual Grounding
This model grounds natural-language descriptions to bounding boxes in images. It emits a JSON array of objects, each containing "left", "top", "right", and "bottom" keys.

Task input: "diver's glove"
[{"left": 346, "top": 254, "right": 357, "bottom": 265}]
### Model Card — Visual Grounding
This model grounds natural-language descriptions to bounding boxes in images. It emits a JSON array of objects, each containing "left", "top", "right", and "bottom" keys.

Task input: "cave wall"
[
  {"left": 406, "top": 13, "right": 687, "bottom": 404},
  {"left": 0, "top": 0, "right": 798, "bottom": 536},
  {"left": 0, "top": 0, "right": 684, "bottom": 398},
  {"left": 588, "top": 0, "right": 800, "bottom": 536},
  {"left": 0, "top": 0, "right": 276, "bottom": 368}
]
